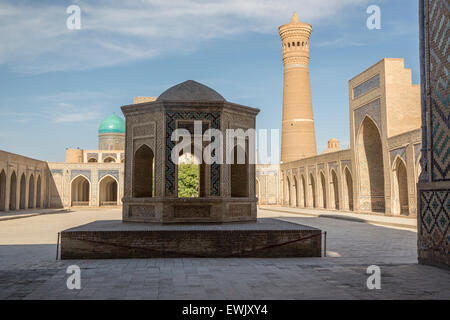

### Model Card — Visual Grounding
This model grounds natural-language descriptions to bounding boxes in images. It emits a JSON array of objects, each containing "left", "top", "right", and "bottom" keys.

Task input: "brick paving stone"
[{"left": 0, "top": 208, "right": 448, "bottom": 299}]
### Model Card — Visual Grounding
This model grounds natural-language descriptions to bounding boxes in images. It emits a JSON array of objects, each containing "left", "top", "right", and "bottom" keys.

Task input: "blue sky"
[{"left": 0, "top": 0, "right": 420, "bottom": 162}]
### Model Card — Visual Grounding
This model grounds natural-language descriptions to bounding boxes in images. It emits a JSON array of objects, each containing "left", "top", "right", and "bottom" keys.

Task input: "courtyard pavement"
[
  {"left": 259, "top": 205, "right": 417, "bottom": 230},
  {"left": 0, "top": 208, "right": 68, "bottom": 222},
  {"left": 0, "top": 208, "right": 448, "bottom": 299}
]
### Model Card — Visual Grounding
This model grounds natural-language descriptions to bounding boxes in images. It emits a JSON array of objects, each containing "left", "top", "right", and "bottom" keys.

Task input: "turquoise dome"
[{"left": 98, "top": 114, "right": 125, "bottom": 134}]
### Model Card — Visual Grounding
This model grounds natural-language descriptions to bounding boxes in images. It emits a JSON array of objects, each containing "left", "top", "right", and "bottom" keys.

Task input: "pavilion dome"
[
  {"left": 157, "top": 80, "right": 226, "bottom": 102},
  {"left": 98, "top": 114, "right": 125, "bottom": 134}
]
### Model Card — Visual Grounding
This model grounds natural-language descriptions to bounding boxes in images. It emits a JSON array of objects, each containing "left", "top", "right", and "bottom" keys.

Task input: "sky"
[{"left": 0, "top": 0, "right": 420, "bottom": 162}]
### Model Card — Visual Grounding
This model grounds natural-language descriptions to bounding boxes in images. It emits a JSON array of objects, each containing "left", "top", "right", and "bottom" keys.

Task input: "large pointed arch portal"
[{"left": 357, "top": 116, "right": 385, "bottom": 212}]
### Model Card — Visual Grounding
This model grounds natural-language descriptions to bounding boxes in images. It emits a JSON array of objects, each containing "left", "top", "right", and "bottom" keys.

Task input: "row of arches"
[
  {"left": 131, "top": 144, "right": 250, "bottom": 199},
  {"left": 281, "top": 116, "right": 416, "bottom": 215},
  {"left": 88, "top": 157, "right": 123, "bottom": 163},
  {"left": 70, "top": 174, "right": 119, "bottom": 206},
  {"left": 284, "top": 167, "right": 354, "bottom": 211},
  {"left": 358, "top": 116, "right": 412, "bottom": 215},
  {"left": 0, "top": 170, "right": 42, "bottom": 211},
  {"left": 283, "top": 156, "right": 412, "bottom": 215}
]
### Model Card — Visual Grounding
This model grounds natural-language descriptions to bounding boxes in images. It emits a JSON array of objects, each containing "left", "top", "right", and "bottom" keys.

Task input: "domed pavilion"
[
  {"left": 60, "top": 80, "right": 322, "bottom": 259},
  {"left": 121, "top": 80, "right": 260, "bottom": 223}
]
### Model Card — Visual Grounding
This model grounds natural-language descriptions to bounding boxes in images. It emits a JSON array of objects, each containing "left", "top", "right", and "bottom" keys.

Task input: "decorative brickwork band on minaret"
[{"left": 279, "top": 12, "right": 317, "bottom": 163}]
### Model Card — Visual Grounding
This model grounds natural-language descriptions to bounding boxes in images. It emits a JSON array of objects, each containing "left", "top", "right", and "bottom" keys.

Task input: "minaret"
[{"left": 279, "top": 12, "right": 317, "bottom": 163}]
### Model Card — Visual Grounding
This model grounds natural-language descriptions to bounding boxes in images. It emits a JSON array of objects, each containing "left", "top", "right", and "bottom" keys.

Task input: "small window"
[
  {"left": 297, "top": 41, "right": 300, "bottom": 46},
  {"left": 288, "top": 43, "right": 290, "bottom": 48}
]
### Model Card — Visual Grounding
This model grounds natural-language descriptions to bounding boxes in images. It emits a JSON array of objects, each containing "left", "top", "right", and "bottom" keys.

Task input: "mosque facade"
[
  {"left": 49, "top": 114, "right": 126, "bottom": 208},
  {"left": 257, "top": 14, "right": 423, "bottom": 218},
  {"left": 0, "top": 14, "right": 423, "bottom": 220},
  {"left": 0, "top": 115, "right": 126, "bottom": 212}
]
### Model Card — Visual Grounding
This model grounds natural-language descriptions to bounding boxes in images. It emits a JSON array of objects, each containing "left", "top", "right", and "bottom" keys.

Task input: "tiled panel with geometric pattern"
[
  {"left": 418, "top": 0, "right": 450, "bottom": 267},
  {"left": 70, "top": 170, "right": 91, "bottom": 182},
  {"left": 353, "top": 74, "right": 380, "bottom": 99},
  {"left": 165, "top": 111, "right": 221, "bottom": 196},
  {"left": 419, "top": 190, "right": 450, "bottom": 263},
  {"left": 428, "top": 0, "right": 450, "bottom": 181},
  {"left": 98, "top": 170, "right": 119, "bottom": 181}
]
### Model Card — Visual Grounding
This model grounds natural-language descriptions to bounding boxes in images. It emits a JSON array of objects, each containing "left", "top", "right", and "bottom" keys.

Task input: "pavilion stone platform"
[
  {"left": 60, "top": 218, "right": 321, "bottom": 259},
  {"left": 60, "top": 80, "right": 322, "bottom": 259}
]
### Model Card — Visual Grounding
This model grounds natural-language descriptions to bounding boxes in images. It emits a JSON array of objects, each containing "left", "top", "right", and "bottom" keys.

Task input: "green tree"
[{"left": 178, "top": 164, "right": 199, "bottom": 197}]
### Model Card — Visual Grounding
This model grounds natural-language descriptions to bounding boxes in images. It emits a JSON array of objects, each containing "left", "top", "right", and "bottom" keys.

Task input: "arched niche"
[
  {"left": 99, "top": 175, "right": 118, "bottom": 206},
  {"left": 319, "top": 171, "right": 327, "bottom": 208},
  {"left": 309, "top": 173, "right": 316, "bottom": 208},
  {"left": 0, "top": 170, "right": 6, "bottom": 211},
  {"left": 28, "top": 174, "right": 34, "bottom": 209},
  {"left": 71, "top": 175, "right": 90, "bottom": 206},
  {"left": 357, "top": 116, "right": 385, "bottom": 212},
  {"left": 231, "top": 145, "right": 249, "bottom": 198},
  {"left": 19, "top": 173, "right": 26, "bottom": 210},
  {"left": 330, "top": 169, "right": 339, "bottom": 210},
  {"left": 392, "top": 157, "right": 409, "bottom": 216},
  {"left": 133, "top": 144, "right": 154, "bottom": 198},
  {"left": 344, "top": 167, "right": 354, "bottom": 211},
  {"left": 9, "top": 172, "right": 17, "bottom": 211}
]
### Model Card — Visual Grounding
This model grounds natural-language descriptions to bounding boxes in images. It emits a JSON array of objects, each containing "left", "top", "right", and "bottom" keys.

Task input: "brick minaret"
[{"left": 279, "top": 12, "right": 317, "bottom": 163}]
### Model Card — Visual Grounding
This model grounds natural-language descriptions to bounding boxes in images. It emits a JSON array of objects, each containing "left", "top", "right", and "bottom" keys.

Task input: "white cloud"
[
  {"left": 314, "top": 38, "right": 367, "bottom": 48},
  {"left": 0, "top": 0, "right": 371, "bottom": 74},
  {"left": 53, "top": 111, "right": 100, "bottom": 123},
  {"left": 0, "top": 111, "right": 41, "bottom": 123},
  {"left": 35, "top": 90, "right": 116, "bottom": 102},
  {"left": 0, "top": 93, "right": 106, "bottom": 124},
  {"left": 48, "top": 101, "right": 103, "bottom": 123}
]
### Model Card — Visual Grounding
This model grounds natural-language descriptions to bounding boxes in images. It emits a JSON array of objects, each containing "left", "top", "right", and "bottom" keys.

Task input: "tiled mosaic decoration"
[
  {"left": 87, "top": 153, "right": 98, "bottom": 161},
  {"left": 353, "top": 74, "right": 380, "bottom": 99},
  {"left": 354, "top": 99, "right": 382, "bottom": 135},
  {"left": 389, "top": 147, "right": 407, "bottom": 165},
  {"left": 419, "top": 190, "right": 450, "bottom": 257},
  {"left": 102, "top": 153, "right": 117, "bottom": 161},
  {"left": 419, "top": 0, "right": 449, "bottom": 266},
  {"left": 98, "top": 170, "right": 119, "bottom": 181},
  {"left": 70, "top": 170, "right": 91, "bottom": 182},
  {"left": 165, "top": 111, "right": 221, "bottom": 196},
  {"left": 428, "top": 0, "right": 449, "bottom": 181}
]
